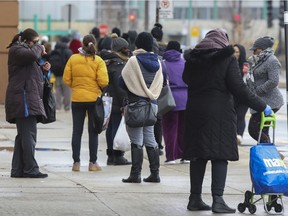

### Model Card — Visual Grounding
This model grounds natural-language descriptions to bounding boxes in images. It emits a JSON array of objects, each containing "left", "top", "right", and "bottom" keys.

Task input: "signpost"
[{"left": 159, "top": 0, "right": 174, "bottom": 19}]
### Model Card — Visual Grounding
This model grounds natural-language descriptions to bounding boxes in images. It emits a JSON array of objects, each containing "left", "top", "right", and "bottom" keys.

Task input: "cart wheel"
[
  {"left": 244, "top": 191, "right": 253, "bottom": 202},
  {"left": 275, "top": 204, "right": 282, "bottom": 213},
  {"left": 248, "top": 204, "right": 257, "bottom": 214},
  {"left": 237, "top": 203, "right": 246, "bottom": 213},
  {"left": 266, "top": 203, "right": 272, "bottom": 212}
]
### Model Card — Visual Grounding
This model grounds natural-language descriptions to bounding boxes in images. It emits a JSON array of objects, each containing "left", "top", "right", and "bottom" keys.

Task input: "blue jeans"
[{"left": 71, "top": 102, "right": 98, "bottom": 163}]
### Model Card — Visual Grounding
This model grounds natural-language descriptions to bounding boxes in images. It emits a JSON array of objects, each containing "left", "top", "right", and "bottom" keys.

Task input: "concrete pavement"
[{"left": 0, "top": 104, "right": 288, "bottom": 216}]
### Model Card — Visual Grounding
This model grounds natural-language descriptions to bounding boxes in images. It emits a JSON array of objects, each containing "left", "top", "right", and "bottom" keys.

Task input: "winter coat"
[
  {"left": 69, "top": 39, "right": 82, "bottom": 54},
  {"left": 163, "top": 49, "right": 187, "bottom": 111},
  {"left": 182, "top": 46, "right": 266, "bottom": 161},
  {"left": 250, "top": 54, "right": 284, "bottom": 114},
  {"left": 104, "top": 52, "right": 128, "bottom": 113},
  {"left": 5, "top": 42, "right": 46, "bottom": 123},
  {"left": 63, "top": 53, "right": 108, "bottom": 102}
]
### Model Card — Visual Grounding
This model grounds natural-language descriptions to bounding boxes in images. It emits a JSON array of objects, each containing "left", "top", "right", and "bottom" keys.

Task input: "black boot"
[
  {"left": 113, "top": 150, "right": 131, "bottom": 165},
  {"left": 106, "top": 149, "right": 114, "bottom": 165},
  {"left": 187, "top": 194, "right": 211, "bottom": 211},
  {"left": 212, "top": 195, "right": 236, "bottom": 213},
  {"left": 122, "top": 144, "right": 143, "bottom": 183},
  {"left": 143, "top": 146, "right": 160, "bottom": 183}
]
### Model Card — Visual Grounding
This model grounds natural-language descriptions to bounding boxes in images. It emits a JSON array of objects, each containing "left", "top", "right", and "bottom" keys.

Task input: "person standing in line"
[
  {"left": 182, "top": 28, "right": 272, "bottom": 213},
  {"left": 151, "top": 23, "right": 167, "bottom": 56},
  {"left": 69, "top": 31, "right": 82, "bottom": 54},
  {"left": 50, "top": 36, "right": 73, "bottom": 111},
  {"left": 6, "top": 28, "right": 51, "bottom": 178},
  {"left": 247, "top": 36, "right": 284, "bottom": 146},
  {"left": 63, "top": 34, "right": 109, "bottom": 172},
  {"left": 120, "top": 32, "right": 163, "bottom": 183},
  {"left": 104, "top": 33, "right": 131, "bottom": 165},
  {"left": 233, "top": 44, "right": 249, "bottom": 145},
  {"left": 161, "top": 41, "right": 188, "bottom": 164}
]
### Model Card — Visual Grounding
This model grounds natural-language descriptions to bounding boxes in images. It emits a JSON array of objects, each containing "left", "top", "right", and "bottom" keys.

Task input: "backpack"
[{"left": 49, "top": 49, "right": 67, "bottom": 76}]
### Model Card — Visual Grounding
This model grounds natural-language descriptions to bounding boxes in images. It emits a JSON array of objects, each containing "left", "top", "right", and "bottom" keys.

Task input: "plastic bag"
[{"left": 113, "top": 117, "right": 130, "bottom": 152}]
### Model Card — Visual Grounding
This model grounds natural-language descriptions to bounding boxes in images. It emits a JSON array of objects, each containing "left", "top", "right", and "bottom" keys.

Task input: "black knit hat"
[
  {"left": 151, "top": 23, "right": 163, "bottom": 41},
  {"left": 249, "top": 36, "right": 274, "bottom": 51},
  {"left": 166, "top": 41, "right": 182, "bottom": 53},
  {"left": 135, "top": 32, "right": 153, "bottom": 52}
]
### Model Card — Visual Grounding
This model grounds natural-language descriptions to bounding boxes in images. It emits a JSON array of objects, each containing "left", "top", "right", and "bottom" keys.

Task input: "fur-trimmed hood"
[{"left": 184, "top": 45, "right": 235, "bottom": 67}]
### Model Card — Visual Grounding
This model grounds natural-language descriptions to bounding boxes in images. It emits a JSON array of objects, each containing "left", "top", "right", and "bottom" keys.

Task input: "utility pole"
[
  {"left": 144, "top": 0, "right": 149, "bottom": 31},
  {"left": 284, "top": 0, "right": 288, "bottom": 131}
]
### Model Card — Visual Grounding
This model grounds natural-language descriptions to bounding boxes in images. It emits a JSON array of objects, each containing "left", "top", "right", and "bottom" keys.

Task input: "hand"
[
  {"left": 242, "top": 63, "right": 250, "bottom": 74},
  {"left": 264, "top": 105, "right": 272, "bottom": 116},
  {"left": 42, "top": 61, "right": 51, "bottom": 71}
]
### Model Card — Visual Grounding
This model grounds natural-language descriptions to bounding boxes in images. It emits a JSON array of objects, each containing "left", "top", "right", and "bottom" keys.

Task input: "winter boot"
[
  {"left": 122, "top": 144, "right": 143, "bottom": 183},
  {"left": 113, "top": 150, "right": 131, "bottom": 165},
  {"left": 106, "top": 149, "right": 114, "bottom": 165},
  {"left": 143, "top": 146, "right": 160, "bottom": 183},
  {"left": 212, "top": 195, "right": 236, "bottom": 213},
  {"left": 187, "top": 194, "right": 211, "bottom": 211}
]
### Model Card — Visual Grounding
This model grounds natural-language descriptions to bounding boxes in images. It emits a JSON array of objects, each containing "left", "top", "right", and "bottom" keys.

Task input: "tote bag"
[
  {"left": 113, "top": 117, "right": 130, "bottom": 152},
  {"left": 41, "top": 76, "right": 56, "bottom": 124},
  {"left": 157, "top": 84, "right": 176, "bottom": 117},
  {"left": 250, "top": 143, "right": 288, "bottom": 195}
]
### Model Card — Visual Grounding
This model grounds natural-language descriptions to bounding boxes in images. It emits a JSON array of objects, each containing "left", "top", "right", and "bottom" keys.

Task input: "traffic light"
[
  {"left": 267, "top": 0, "right": 273, "bottom": 28},
  {"left": 128, "top": 13, "right": 136, "bottom": 22},
  {"left": 279, "top": 0, "right": 285, "bottom": 28}
]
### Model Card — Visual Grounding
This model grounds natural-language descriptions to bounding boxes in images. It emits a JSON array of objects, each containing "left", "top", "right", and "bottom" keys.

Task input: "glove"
[{"left": 264, "top": 105, "right": 272, "bottom": 116}]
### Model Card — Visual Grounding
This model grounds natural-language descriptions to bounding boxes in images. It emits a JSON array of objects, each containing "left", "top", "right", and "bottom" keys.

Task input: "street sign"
[{"left": 159, "top": 0, "right": 174, "bottom": 19}]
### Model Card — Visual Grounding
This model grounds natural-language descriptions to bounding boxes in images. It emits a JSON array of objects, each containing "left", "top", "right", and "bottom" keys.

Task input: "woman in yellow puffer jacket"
[{"left": 63, "top": 34, "right": 108, "bottom": 172}]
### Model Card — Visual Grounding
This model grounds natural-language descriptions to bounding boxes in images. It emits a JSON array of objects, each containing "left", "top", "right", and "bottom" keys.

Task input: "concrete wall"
[{"left": 0, "top": 1, "right": 19, "bottom": 104}]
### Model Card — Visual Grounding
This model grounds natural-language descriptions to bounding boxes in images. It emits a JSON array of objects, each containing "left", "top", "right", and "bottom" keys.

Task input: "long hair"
[
  {"left": 7, "top": 28, "right": 39, "bottom": 48},
  {"left": 234, "top": 44, "right": 246, "bottom": 71},
  {"left": 82, "top": 34, "right": 97, "bottom": 60}
]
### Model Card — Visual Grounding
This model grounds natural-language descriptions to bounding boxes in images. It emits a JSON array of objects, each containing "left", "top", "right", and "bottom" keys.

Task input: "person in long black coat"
[{"left": 182, "top": 28, "right": 271, "bottom": 213}]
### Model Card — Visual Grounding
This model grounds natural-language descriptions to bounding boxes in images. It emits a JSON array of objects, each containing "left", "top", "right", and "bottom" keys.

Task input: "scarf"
[
  {"left": 248, "top": 48, "right": 274, "bottom": 69},
  {"left": 122, "top": 49, "right": 163, "bottom": 100}
]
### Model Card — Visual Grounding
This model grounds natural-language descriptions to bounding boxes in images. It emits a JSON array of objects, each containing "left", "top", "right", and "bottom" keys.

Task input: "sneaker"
[
  {"left": 164, "top": 160, "right": 176, "bottom": 165},
  {"left": 89, "top": 162, "right": 102, "bottom": 171},
  {"left": 72, "top": 162, "right": 80, "bottom": 171},
  {"left": 180, "top": 159, "right": 190, "bottom": 164}
]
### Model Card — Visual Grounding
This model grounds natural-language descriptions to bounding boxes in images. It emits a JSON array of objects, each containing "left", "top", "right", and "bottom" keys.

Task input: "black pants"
[
  {"left": 71, "top": 102, "right": 98, "bottom": 163},
  {"left": 248, "top": 109, "right": 278, "bottom": 143},
  {"left": 154, "top": 118, "right": 163, "bottom": 149},
  {"left": 235, "top": 103, "right": 248, "bottom": 136},
  {"left": 11, "top": 116, "right": 40, "bottom": 176},
  {"left": 189, "top": 159, "right": 228, "bottom": 196}
]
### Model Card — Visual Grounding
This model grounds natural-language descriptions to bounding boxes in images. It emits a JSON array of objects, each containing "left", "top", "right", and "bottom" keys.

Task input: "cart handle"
[{"left": 260, "top": 112, "right": 276, "bottom": 130}]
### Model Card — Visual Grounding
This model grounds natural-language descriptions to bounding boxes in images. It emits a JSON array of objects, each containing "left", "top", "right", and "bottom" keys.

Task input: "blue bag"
[{"left": 250, "top": 143, "right": 288, "bottom": 195}]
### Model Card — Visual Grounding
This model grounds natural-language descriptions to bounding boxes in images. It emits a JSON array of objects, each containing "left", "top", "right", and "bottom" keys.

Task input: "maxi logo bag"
[
  {"left": 124, "top": 99, "right": 157, "bottom": 128},
  {"left": 250, "top": 113, "right": 288, "bottom": 195}
]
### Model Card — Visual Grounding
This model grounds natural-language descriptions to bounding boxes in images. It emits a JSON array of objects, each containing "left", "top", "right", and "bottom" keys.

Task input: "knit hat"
[
  {"left": 135, "top": 32, "right": 153, "bottom": 52},
  {"left": 111, "top": 33, "right": 129, "bottom": 52},
  {"left": 112, "top": 27, "right": 121, "bottom": 37},
  {"left": 249, "top": 36, "right": 274, "bottom": 51},
  {"left": 151, "top": 23, "right": 163, "bottom": 41},
  {"left": 166, "top": 41, "right": 182, "bottom": 53}
]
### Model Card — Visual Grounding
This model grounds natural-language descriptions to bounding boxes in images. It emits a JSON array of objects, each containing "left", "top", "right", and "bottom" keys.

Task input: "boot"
[
  {"left": 143, "top": 146, "right": 160, "bottom": 183},
  {"left": 113, "top": 150, "right": 131, "bottom": 165},
  {"left": 106, "top": 149, "right": 114, "bottom": 165},
  {"left": 122, "top": 144, "right": 143, "bottom": 183},
  {"left": 212, "top": 195, "right": 236, "bottom": 213},
  {"left": 187, "top": 194, "right": 211, "bottom": 211}
]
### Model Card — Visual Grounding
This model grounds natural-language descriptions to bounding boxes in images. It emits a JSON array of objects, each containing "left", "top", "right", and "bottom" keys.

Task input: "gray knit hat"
[
  {"left": 249, "top": 36, "right": 274, "bottom": 51},
  {"left": 111, "top": 33, "right": 129, "bottom": 52}
]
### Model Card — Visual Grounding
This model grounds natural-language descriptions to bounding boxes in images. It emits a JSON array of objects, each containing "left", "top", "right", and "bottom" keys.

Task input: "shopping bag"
[
  {"left": 93, "top": 93, "right": 112, "bottom": 134},
  {"left": 250, "top": 143, "right": 288, "bottom": 195},
  {"left": 41, "top": 76, "right": 56, "bottom": 124},
  {"left": 113, "top": 117, "right": 130, "bottom": 152}
]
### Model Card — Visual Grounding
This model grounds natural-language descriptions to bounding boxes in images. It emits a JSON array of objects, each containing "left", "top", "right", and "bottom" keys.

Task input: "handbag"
[
  {"left": 124, "top": 99, "right": 157, "bottom": 128},
  {"left": 41, "top": 75, "right": 56, "bottom": 124},
  {"left": 113, "top": 116, "right": 130, "bottom": 152},
  {"left": 93, "top": 92, "right": 113, "bottom": 134},
  {"left": 250, "top": 143, "right": 288, "bottom": 195},
  {"left": 157, "top": 84, "right": 176, "bottom": 117}
]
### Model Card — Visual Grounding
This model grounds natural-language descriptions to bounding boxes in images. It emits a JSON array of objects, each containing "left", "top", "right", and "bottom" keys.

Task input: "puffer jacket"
[
  {"left": 5, "top": 42, "right": 46, "bottom": 123},
  {"left": 63, "top": 53, "right": 108, "bottom": 102}
]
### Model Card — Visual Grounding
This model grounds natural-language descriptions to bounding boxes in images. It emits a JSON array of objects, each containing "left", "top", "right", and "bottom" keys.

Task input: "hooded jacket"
[
  {"left": 182, "top": 29, "right": 266, "bottom": 161},
  {"left": 5, "top": 42, "right": 46, "bottom": 123}
]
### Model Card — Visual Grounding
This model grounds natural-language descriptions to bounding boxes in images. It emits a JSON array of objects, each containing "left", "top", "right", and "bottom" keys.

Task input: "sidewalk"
[{"left": 0, "top": 105, "right": 287, "bottom": 216}]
